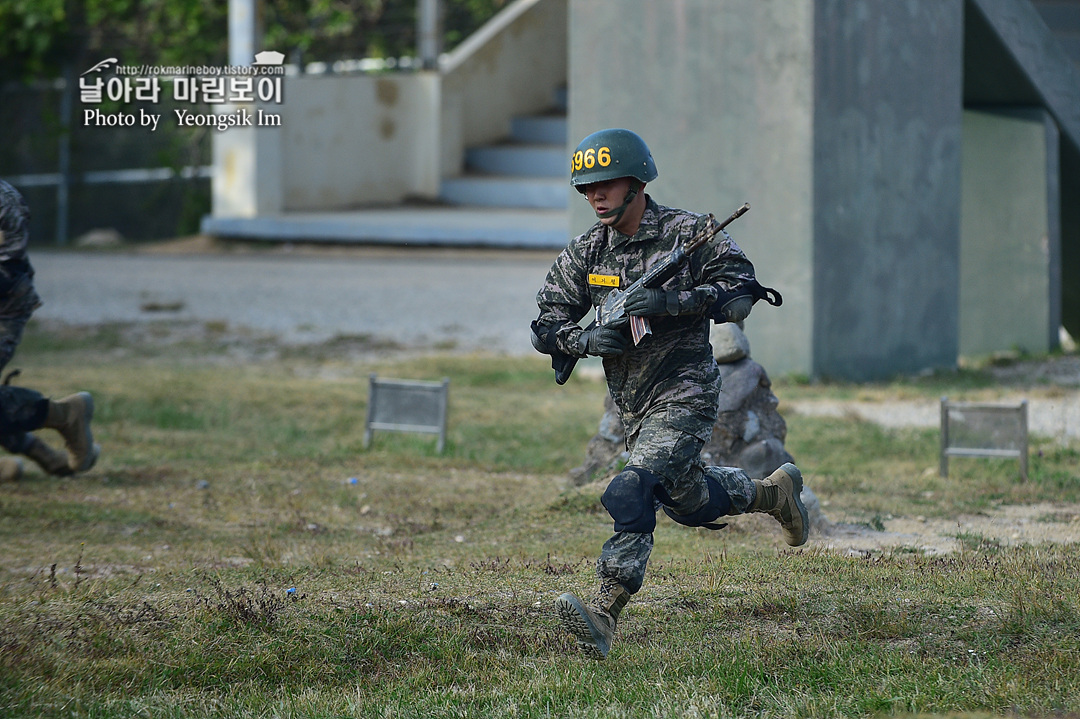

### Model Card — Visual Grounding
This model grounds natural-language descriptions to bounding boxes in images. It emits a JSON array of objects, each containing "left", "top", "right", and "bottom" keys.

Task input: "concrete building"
[{"left": 203, "top": 0, "right": 1080, "bottom": 381}]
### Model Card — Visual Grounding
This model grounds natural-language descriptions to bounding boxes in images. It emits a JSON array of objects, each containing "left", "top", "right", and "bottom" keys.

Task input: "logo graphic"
[
  {"left": 77, "top": 53, "right": 285, "bottom": 132},
  {"left": 253, "top": 50, "right": 285, "bottom": 66},
  {"left": 82, "top": 58, "right": 119, "bottom": 75}
]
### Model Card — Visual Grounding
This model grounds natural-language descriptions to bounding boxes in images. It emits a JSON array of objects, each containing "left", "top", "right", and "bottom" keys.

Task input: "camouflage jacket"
[
  {"left": 0, "top": 180, "right": 30, "bottom": 263},
  {"left": 535, "top": 196, "right": 756, "bottom": 436}
]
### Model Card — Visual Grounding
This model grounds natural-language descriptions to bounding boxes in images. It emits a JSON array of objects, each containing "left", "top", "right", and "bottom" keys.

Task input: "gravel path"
[
  {"left": 786, "top": 394, "right": 1080, "bottom": 441},
  {"left": 30, "top": 247, "right": 556, "bottom": 355}
]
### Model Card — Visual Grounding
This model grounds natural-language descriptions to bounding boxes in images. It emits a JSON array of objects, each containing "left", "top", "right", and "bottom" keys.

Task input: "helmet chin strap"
[{"left": 594, "top": 180, "right": 642, "bottom": 224}]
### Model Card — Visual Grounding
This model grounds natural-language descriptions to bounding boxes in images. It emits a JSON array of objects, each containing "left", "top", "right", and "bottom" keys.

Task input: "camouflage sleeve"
[
  {"left": 534, "top": 239, "right": 593, "bottom": 356},
  {"left": 0, "top": 180, "right": 31, "bottom": 263},
  {"left": 676, "top": 218, "right": 756, "bottom": 315}
]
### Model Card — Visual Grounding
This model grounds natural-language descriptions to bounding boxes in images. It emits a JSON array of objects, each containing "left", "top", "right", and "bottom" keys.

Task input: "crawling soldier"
[
  {"left": 0, "top": 179, "right": 99, "bottom": 482},
  {"left": 531, "top": 129, "right": 808, "bottom": 660}
]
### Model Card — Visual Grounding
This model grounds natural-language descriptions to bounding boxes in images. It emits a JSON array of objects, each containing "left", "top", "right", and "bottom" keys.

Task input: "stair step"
[
  {"left": 465, "top": 143, "right": 566, "bottom": 177},
  {"left": 440, "top": 175, "right": 568, "bottom": 209},
  {"left": 202, "top": 207, "right": 569, "bottom": 249},
  {"left": 511, "top": 115, "right": 567, "bottom": 145}
]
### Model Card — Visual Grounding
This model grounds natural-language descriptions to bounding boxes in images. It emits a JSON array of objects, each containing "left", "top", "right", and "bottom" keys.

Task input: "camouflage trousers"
[
  {"left": 596, "top": 407, "right": 756, "bottom": 594},
  {"left": 0, "top": 266, "right": 48, "bottom": 452}
]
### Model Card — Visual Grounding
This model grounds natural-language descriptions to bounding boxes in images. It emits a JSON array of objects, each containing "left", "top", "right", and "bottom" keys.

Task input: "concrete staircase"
[
  {"left": 440, "top": 89, "right": 569, "bottom": 210},
  {"left": 1032, "top": 0, "right": 1080, "bottom": 68},
  {"left": 202, "top": 93, "right": 573, "bottom": 251}
]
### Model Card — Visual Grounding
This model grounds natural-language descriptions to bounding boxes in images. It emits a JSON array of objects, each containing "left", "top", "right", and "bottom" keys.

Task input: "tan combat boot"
[
  {"left": 42, "top": 392, "right": 100, "bottom": 473},
  {"left": 24, "top": 436, "right": 73, "bottom": 477},
  {"left": 555, "top": 581, "right": 630, "bottom": 660},
  {"left": 0, "top": 457, "right": 23, "bottom": 483},
  {"left": 751, "top": 462, "right": 810, "bottom": 546}
]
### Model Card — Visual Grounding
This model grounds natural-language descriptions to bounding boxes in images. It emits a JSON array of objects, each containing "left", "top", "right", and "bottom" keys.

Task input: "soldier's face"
[{"left": 583, "top": 178, "right": 633, "bottom": 226}]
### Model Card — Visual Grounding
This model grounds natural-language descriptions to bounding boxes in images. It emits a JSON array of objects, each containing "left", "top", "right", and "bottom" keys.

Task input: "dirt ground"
[
  {"left": 799, "top": 502, "right": 1080, "bottom": 556},
  {"left": 787, "top": 354, "right": 1080, "bottom": 554}
]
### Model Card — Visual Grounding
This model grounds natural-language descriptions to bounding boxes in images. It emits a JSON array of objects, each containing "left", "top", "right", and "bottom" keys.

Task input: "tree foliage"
[
  {"left": 0, "top": 0, "right": 228, "bottom": 82},
  {"left": 0, "top": 0, "right": 509, "bottom": 82},
  {"left": 0, "top": 0, "right": 70, "bottom": 80}
]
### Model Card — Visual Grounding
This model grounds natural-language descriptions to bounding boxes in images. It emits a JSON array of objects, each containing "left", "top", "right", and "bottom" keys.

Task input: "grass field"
[{"left": 1, "top": 320, "right": 1079, "bottom": 718}]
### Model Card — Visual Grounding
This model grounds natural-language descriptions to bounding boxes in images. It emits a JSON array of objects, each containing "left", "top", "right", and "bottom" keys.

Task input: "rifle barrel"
[
  {"left": 684, "top": 203, "right": 750, "bottom": 254},
  {"left": 720, "top": 202, "right": 751, "bottom": 229}
]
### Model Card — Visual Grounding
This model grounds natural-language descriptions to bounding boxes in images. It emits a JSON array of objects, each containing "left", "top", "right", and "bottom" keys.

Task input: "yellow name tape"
[{"left": 588, "top": 274, "right": 620, "bottom": 288}]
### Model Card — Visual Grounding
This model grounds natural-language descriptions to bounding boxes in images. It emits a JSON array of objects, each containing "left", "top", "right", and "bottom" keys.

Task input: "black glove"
[
  {"left": 623, "top": 286, "right": 679, "bottom": 317},
  {"left": 577, "top": 325, "right": 627, "bottom": 357}
]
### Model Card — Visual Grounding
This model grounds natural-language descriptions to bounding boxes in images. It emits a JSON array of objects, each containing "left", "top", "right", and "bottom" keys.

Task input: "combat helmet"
[{"left": 570, "top": 128, "right": 658, "bottom": 192}]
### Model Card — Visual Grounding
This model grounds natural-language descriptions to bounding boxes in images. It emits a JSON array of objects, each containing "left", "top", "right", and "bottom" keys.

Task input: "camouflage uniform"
[
  {"left": 0, "top": 181, "right": 52, "bottom": 450},
  {"left": 535, "top": 196, "right": 760, "bottom": 593}
]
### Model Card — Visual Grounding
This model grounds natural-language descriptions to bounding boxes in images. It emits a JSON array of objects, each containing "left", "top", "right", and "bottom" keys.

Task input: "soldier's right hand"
[{"left": 579, "top": 326, "right": 627, "bottom": 357}]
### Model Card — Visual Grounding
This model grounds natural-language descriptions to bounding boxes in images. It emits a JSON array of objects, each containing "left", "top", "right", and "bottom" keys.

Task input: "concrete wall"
[
  {"left": 1064, "top": 141, "right": 1080, "bottom": 339},
  {"left": 212, "top": 74, "right": 440, "bottom": 215},
  {"left": 970, "top": 0, "right": 1080, "bottom": 344},
  {"left": 568, "top": 0, "right": 815, "bottom": 377},
  {"left": 812, "top": 0, "right": 964, "bottom": 381},
  {"left": 440, "top": 0, "right": 568, "bottom": 177},
  {"left": 960, "top": 107, "right": 1061, "bottom": 358},
  {"left": 280, "top": 74, "right": 440, "bottom": 210}
]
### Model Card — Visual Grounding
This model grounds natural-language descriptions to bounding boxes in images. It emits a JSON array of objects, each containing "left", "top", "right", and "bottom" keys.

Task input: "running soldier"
[
  {"left": 531, "top": 129, "right": 808, "bottom": 659},
  {"left": 0, "top": 179, "right": 100, "bottom": 482}
]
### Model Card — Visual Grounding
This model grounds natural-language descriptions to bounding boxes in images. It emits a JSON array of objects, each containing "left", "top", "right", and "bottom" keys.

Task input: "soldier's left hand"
[{"left": 624, "top": 286, "right": 678, "bottom": 317}]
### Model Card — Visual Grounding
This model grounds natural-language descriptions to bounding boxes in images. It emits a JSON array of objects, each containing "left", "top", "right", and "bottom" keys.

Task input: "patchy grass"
[{"left": 1, "top": 320, "right": 1079, "bottom": 718}]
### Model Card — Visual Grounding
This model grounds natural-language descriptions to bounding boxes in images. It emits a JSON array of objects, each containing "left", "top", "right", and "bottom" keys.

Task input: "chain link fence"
[{"left": 0, "top": 78, "right": 212, "bottom": 245}]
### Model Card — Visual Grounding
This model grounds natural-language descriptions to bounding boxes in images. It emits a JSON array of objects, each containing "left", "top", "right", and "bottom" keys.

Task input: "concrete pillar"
[
  {"left": 960, "top": 107, "right": 1061, "bottom": 358},
  {"left": 417, "top": 0, "right": 443, "bottom": 70},
  {"left": 228, "top": 0, "right": 259, "bottom": 67},
  {"left": 213, "top": 0, "right": 280, "bottom": 218},
  {"left": 569, "top": 0, "right": 815, "bottom": 377},
  {"left": 569, "top": 0, "right": 964, "bottom": 380},
  {"left": 211, "top": 122, "right": 283, "bottom": 217},
  {"left": 811, "top": 0, "right": 964, "bottom": 381}
]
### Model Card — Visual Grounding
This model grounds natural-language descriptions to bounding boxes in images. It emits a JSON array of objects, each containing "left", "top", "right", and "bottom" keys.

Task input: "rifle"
[
  {"left": 598, "top": 202, "right": 752, "bottom": 346},
  {"left": 538, "top": 202, "right": 780, "bottom": 384}
]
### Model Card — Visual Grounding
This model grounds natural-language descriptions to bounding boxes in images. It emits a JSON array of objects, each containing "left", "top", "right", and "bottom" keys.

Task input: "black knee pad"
[
  {"left": 663, "top": 474, "right": 732, "bottom": 530},
  {"left": 601, "top": 466, "right": 669, "bottom": 533}
]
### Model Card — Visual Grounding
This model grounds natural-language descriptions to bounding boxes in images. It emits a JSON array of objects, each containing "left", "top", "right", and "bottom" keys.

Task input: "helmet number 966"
[{"left": 572, "top": 146, "right": 612, "bottom": 172}]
